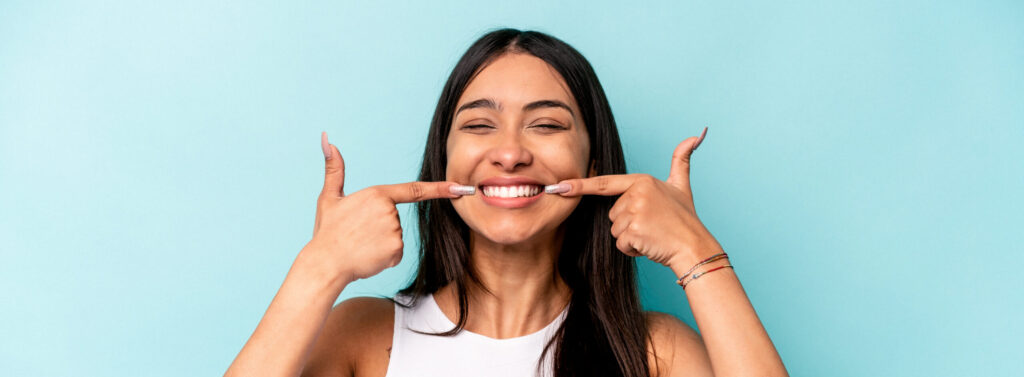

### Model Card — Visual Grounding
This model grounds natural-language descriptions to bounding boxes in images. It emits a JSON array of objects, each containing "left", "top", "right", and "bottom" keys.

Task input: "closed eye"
[{"left": 460, "top": 124, "right": 566, "bottom": 131}]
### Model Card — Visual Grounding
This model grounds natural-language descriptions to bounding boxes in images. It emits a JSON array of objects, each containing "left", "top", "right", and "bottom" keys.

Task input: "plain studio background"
[{"left": 1, "top": 1, "right": 1021, "bottom": 376}]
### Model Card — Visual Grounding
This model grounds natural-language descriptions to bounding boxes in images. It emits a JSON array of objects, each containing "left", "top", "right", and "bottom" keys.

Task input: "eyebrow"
[{"left": 455, "top": 98, "right": 575, "bottom": 118}]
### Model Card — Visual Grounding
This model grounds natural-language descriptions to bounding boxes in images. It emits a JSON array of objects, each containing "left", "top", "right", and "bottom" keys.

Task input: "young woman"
[{"left": 226, "top": 29, "right": 787, "bottom": 377}]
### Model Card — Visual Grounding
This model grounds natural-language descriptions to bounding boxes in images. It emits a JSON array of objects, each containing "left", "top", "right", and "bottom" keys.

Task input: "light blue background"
[{"left": 2, "top": 1, "right": 1021, "bottom": 375}]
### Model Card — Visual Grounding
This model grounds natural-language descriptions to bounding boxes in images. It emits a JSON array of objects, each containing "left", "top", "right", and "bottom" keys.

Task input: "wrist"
[
  {"left": 668, "top": 244, "right": 727, "bottom": 278},
  {"left": 295, "top": 245, "right": 355, "bottom": 294}
]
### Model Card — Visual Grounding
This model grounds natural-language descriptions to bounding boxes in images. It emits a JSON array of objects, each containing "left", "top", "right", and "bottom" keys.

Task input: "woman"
[{"left": 226, "top": 29, "right": 787, "bottom": 377}]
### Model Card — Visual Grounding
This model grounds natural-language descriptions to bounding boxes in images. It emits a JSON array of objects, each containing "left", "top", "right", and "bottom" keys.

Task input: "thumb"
[
  {"left": 321, "top": 131, "right": 346, "bottom": 197},
  {"left": 666, "top": 126, "right": 707, "bottom": 189}
]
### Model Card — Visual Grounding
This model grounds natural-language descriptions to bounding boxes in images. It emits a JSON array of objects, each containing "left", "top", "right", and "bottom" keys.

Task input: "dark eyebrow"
[
  {"left": 455, "top": 98, "right": 501, "bottom": 115},
  {"left": 522, "top": 99, "right": 573, "bottom": 116},
  {"left": 454, "top": 98, "right": 575, "bottom": 118}
]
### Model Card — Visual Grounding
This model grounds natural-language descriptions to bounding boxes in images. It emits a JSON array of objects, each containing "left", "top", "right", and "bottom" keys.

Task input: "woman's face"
[{"left": 446, "top": 52, "right": 592, "bottom": 245}]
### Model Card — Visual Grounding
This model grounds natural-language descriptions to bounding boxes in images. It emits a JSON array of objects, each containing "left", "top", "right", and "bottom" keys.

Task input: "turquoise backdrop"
[{"left": 2, "top": 1, "right": 1021, "bottom": 375}]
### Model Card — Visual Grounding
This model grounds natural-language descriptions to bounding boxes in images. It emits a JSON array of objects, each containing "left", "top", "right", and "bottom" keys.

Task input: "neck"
[{"left": 434, "top": 225, "right": 572, "bottom": 339}]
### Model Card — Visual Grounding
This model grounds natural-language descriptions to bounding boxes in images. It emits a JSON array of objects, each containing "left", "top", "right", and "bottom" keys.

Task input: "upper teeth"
[{"left": 482, "top": 185, "right": 540, "bottom": 198}]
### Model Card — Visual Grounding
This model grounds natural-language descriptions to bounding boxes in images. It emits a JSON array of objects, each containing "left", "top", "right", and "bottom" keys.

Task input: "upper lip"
[{"left": 478, "top": 176, "right": 545, "bottom": 188}]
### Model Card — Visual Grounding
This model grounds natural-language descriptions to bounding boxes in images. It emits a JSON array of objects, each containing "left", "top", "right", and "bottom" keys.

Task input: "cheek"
[
  {"left": 444, "top": 138, "right": 481, "bottom": 181},
  {"left": 540, "top": 138, "right": 590, "bottom": 177}
]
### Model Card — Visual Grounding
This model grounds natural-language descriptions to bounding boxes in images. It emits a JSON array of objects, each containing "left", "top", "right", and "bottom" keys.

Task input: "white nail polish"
[
  {"left": 449, "top": 185, "right": 476, "bottom": 196},
  {"left": 544, "top": 183, "right": 570, "bottom": 194}
]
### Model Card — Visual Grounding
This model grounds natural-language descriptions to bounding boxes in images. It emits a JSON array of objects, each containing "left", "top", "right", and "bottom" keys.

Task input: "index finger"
[
  {"left": 553, "top": 174, "right": 641, "bottom": 197},
  {"left": 375, "top": 181, "right": 471, "bottom": 203}
]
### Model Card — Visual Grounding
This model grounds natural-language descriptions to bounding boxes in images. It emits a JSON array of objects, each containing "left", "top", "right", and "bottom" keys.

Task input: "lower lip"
[{"left": 479, "top": 187, "right": 543, "bottom": 208}]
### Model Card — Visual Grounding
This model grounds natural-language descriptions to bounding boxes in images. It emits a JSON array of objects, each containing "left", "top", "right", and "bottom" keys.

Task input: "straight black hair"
[{"left": 396, "top": 28, "right": 654, "bottom": 377}]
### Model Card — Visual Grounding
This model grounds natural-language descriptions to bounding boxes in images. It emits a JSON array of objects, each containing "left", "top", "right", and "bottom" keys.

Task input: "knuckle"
[
  {"left": 595, "top": 177, "right": 610, "bottom": 192},
  {"left": 616, "top": 238, "right": 630, "bottom": 252},
  {"left": 632, "top": 198, "right": 646, "bottom": 211},
  {"left": 611, "top": 223, "right": 624, "bottom": 237},
  {"left": 408, "top": 182, "right": 425, "bottom": 200}
]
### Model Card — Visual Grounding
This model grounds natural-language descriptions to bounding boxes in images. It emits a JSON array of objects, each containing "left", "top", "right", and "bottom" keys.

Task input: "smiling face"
[{"left": 446, "top": 52, "right": 593, "bottom": 245}]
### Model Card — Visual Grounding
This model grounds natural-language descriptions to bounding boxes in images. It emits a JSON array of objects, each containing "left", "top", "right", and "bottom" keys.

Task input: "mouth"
[
  {"left": 479, "top": 184, "right": 543, "bottom": 198},
  {"left": 476, "top": 176, "right": 547, "bottom": 209}
]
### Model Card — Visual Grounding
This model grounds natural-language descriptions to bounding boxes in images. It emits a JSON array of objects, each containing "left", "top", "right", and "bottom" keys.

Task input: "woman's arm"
[
  {"left": 226, "top": 134, "right": 466, "bottom": 376},
  {"left": 554, "top": 128, "right": 787, "bottom": 376},
  {"left": 224, "top": 248, "right": 354, "bottom": 377},
  {"left": 667, "top": 248, "right": 788, "bottom": 377}
]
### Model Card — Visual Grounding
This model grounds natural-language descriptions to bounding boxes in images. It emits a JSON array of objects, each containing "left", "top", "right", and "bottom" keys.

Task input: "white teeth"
[{"left": 482, "top": 185, "right": 541, "bottom": 198}]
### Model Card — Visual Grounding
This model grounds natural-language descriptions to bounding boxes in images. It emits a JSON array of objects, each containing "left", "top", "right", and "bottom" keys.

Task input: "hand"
[
  {"left": 553, "top": 127, "right": 722, "bottom": 270},
  {"left": 305, "top": 132, "right": 472, "bottom": 284}
]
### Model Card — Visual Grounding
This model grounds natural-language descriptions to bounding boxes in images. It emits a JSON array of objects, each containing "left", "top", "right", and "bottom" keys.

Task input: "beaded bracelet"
[
  {"left": 681, "top": 265, "right": 734, "bottom": 289},
  {"left": 675, "top": 252, "right": 728, "bottom": 286}
]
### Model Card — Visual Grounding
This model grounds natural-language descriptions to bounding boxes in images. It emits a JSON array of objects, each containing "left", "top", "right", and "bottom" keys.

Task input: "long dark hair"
[{"left": 395, "top": 28, "right": 653, "bottom": 377}]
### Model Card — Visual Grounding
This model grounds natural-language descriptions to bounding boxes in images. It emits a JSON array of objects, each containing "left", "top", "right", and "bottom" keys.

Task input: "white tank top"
[{"left": 384, "top": 292, "right": 569, "bottom": 377}]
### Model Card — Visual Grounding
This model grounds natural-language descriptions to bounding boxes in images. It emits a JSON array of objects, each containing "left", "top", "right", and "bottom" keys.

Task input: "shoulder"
[
  {"left": 302, "top": 296, "right": 395, "bottom": 377},
  {"left": 644, "top": 311, "right": 713, "bottom": 377}
]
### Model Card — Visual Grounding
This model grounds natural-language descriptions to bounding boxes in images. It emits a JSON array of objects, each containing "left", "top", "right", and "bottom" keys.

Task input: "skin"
[
  {"left": 438, "top": 52, "right": 589, "bottom": 339},
  {"left": 226, "top": 52, "right": 787, "bottom": 377}
]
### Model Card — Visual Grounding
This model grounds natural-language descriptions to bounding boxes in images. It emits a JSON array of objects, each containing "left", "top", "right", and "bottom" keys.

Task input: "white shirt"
[{"left": 384, "top": 292, "right": 569, "bottom": 377}]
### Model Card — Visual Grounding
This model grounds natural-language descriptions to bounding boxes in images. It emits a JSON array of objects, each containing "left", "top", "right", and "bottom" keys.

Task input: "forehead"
[{"left": 458, "top": 53, "right": 578, "bottom": 113}]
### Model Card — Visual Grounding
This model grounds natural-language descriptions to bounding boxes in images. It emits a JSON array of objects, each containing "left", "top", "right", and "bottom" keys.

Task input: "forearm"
[
  {"left": 672, "top": 249, "right": 788, "bottom": 377},
  {"left": 225, "top": 249, "right": 352, "bottom": 377}
]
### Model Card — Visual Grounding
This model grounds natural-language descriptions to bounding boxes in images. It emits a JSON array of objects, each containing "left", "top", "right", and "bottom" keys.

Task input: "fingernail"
[
  {"left": 544, "top": 183, "right": 570, "bottom": 194},
  {"left": 449, "top": 185, "right": 476, "bottom": 196},
  {"left": 693, "top": 126, "right": 708, "bottom": 152},
  {"left": 321, "top": 131, "right": 332, "bottom": 160}
]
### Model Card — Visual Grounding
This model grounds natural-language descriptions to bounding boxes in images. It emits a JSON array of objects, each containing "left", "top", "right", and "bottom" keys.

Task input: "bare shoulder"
[
  {"left": 644, "top": 311, "right": 713, "bottom": 377},
  {"left": 302, "top": 296, "right": 395, "bottom": 377}
]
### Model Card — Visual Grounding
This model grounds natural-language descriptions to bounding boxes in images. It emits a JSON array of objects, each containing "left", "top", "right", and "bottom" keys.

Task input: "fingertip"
[
  {"left": 331, "top": 144, "right": 344, "bottom": 163},
  {"left": 448, "top": 183, "right": 476, "bottom": 197},
  {"left": 321, "top": 132, "right": 332, "bottom": 160},
  {"left": 694, "top": 126, "right": 708, "bottom": 151},
  {"left": 545, "top": 181, "right": 573, "bottom": 195}
]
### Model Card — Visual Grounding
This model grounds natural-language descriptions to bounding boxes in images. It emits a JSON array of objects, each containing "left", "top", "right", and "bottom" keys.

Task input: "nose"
[{"left": 486, "top": 131, "right": 533, "bottom": 171}]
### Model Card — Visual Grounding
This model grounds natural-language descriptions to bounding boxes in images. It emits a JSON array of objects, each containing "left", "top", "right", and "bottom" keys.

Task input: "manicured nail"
[
  {"left": 545, "top": 183, "right": 570, "bottom": 194},
  {"left": 321, "top": 131, "right": 332, "bottom": 160},
  {"left": 449, "top": 185, "right": 476, "bottom": 196},
  {"left": 693, "top": 126, "right": 708, "bottom": 151}
]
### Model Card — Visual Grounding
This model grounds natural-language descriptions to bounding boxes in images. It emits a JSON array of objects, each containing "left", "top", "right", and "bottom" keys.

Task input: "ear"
[{"left": 587, "top": 159, "right": 597, "bottom": 178}]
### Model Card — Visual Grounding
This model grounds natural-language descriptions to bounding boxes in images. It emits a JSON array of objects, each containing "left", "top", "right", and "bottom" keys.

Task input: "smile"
[
  {"left": 479, "top": 184, "right": 544, "bottom": 208},
  {"left": 481, "top": 185, "right": 542, "bottom": 198}
]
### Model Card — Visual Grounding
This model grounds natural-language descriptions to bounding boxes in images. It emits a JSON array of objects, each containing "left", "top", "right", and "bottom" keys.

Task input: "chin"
[
  {"left": 472, "top": 220, "right": 547, "bottom": 245},
  {"left": 452, "top": 199, "right": 580, "bottom": 246}
]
